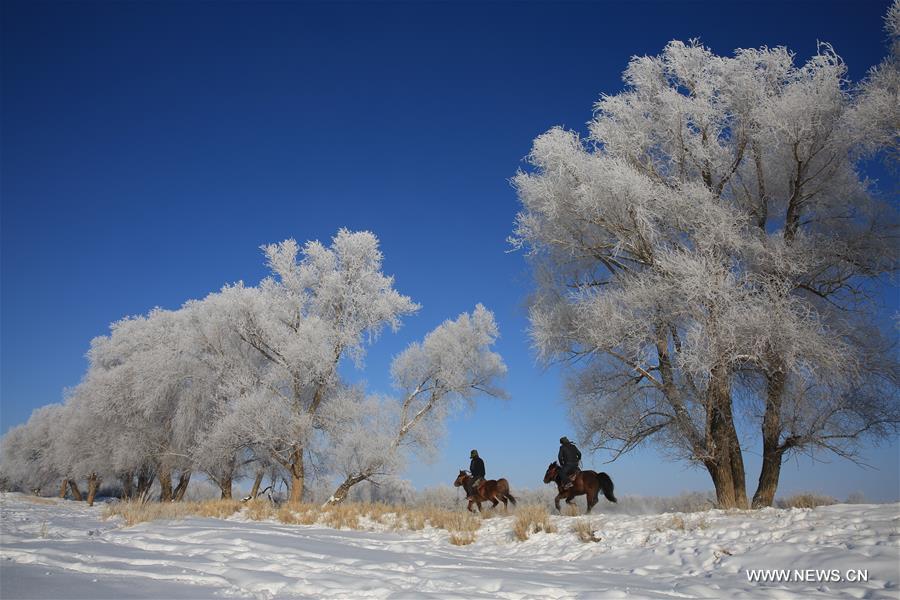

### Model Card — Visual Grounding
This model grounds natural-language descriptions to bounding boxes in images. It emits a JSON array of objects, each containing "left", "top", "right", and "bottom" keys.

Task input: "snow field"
[{"left": 1, "top": 493, "right": 898, "bottom": 599}]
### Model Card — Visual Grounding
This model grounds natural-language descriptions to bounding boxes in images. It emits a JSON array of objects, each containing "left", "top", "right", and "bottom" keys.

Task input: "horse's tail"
[{"left": 598, "top": 472, "right": 617, "bottom": 503}]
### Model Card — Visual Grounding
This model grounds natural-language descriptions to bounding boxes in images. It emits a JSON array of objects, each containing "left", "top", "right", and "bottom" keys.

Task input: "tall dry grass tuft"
[
  {"left": 322, "top": 503, "right": 362, "bottom": 530},
  {"left": 103, "top": 501, "right": 192, "bottom": 527},
  {"left": 571, "top": 519, "right": 602, "bottom": 543},
  {"left": 449, "top": 531, "right": 477, "bottom": 546},
  {"left": 777, "top": 493, "right": 836, "bottom": 509},
  {"left": 276, "top": 504, "right": 318, "bottom": 525},
  {"left": 242, "top": 499, "right": 276, "bottom": 521},
  {"left": 400, "top": 508, "right": 426, "bottom": 531},
  {"left": 513, "top": 505, "right": 557, "bottom": 541},
  {"left": 195, "top": 499, "right": 242, "bottom": 519}
]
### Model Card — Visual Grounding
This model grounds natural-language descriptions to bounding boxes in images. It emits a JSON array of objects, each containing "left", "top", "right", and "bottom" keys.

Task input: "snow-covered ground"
[{"left": 1, "top": 493, "right": 897, "bottom": 599}]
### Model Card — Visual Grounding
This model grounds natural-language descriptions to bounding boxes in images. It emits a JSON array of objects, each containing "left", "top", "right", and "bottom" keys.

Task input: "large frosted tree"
[
  {"left": 513, "top": 9, "right": 899, "bottom": 508},
  {"left": 228, "top": 229, "right": 419, "bottom": 503}
]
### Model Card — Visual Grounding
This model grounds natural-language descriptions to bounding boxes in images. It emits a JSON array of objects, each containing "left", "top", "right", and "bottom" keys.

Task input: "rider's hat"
[
  {"left": 470, "top": 449, "right": 478, "bottom": 458},
  {"left": 560, "top": 436, "right": 570, "bottom": 445}
]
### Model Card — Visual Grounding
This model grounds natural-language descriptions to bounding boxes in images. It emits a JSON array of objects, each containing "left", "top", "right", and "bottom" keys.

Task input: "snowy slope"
[{"left": 1, "top": 493, "right": 897, "bottom": 599}]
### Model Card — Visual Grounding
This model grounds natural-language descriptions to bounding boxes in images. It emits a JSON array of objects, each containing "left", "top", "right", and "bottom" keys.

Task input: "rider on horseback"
[
  {"left": 469, "top": 449, "right": 485, "bottom": 496},
  {"left": 558, "top": 437, "right": 581, "bottom": 490}
]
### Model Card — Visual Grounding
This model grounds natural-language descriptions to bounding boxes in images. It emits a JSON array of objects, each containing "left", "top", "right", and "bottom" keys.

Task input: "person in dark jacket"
[
  {"left": 558, "top": 436, "right": 581, "bottom": 489},
  {"left": 469, "top": 449, "right": 486, "bottom": 494}
]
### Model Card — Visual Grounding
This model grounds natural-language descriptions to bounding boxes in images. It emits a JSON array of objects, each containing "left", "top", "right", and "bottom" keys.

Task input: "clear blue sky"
[{"left": 2, "top": 0, "right": 897, "bottom": 501}]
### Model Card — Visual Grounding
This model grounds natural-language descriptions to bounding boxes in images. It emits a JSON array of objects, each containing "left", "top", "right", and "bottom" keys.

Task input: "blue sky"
[{"left": 2, "top": 0, "right": 897, "bottom": 501}]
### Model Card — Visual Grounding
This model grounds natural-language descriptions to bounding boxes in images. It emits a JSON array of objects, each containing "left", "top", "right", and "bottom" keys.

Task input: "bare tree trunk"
[
  {"left": 59, "top": 478, "right": 69, "bottom": 499},
  {"left": 722, "top": 394, "right": 748, "bottom": 508},
  {"left": 325, "top": 474, "right": 368, "bottom": 506},
  {"left": 135, "top": 467, "right": 154, "bottom": 499},
  {"left": 705, "top": 458, "right": 738, "bottom": 509},
  {"left": 120, "top": 472, "right": 134, "bottom": 501},
  {"left": 219, "top": 474, "right": 233, "bottom": 499},
  {"left": 706, "top": 364, "right": 748, "bottom": 509},
  {"left": 158, "top": 467, "right": 173, "bottom": 502},
  {"left": 86, "top": 473, "right": 101, "bottom": 506},
  {"left": 753, "top": 368, "right": 787, "bottom": 508},
  {"left": 288, "top": 447, "right": 304, "bottom": 505},
  {"left": 250, "top": 469, "right": 265, "bottom": 498},
  {"left": 68, "top": 480, "right": 84, "bottom": 502},
  {"left": 173, "top": 471, "right": 191, "bottom": 502}
]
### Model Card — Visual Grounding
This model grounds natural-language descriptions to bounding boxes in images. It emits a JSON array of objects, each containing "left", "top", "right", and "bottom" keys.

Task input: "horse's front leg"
[
  {"left": 554, "top": 493, "right": 563, "bottom": 512},
  {"left": 476, "top": 501, "right": 483, "bottom": 513},
  {"left": 466, "top": 500, "right": 475, "bottom": 513}
]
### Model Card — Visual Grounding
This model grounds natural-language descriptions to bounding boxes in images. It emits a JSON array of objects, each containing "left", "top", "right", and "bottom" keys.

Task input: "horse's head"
[
  {"left": 543, "top": 462, "right": 559, "bottom": 484},
  {"left": 453, "top": 470, "right": 470, "bottom": 488}
]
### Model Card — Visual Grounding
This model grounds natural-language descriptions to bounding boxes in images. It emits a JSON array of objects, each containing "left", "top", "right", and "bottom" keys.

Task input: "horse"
[
  {"left": 453, "top": 470, "right": 517, "bottom": 513},
  {"left": 543, "top": 462, "right": 616, "bottom": 514}
]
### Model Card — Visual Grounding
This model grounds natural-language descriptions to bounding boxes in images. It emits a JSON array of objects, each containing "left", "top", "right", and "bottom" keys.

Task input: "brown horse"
[
  {"left": 543, "top": 462, "right": 616, "bottom": 514},
  {"left": 453, "top": 470, "right": 517, "bottom": 513}
]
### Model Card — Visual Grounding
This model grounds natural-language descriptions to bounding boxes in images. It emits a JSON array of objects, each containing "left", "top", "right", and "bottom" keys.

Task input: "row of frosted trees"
[{"left": 1, "top": 230, "right": 506, "bottom": 505}]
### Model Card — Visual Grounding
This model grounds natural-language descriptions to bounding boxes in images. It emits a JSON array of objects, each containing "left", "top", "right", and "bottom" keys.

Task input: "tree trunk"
[
  {"left": 722, "top": 395, "right": 748, "bottom": 508},
  {"left": 288, "top": 447, "right": 305, "bottom": 504},
  {"left": 59, "top": 478, "right": 69, "bottom": 499},
  {"left": 325, "top": 473, "right": 368, "bottom": 506},
  {"left": 250, "top": 469, "right": 265, "bottom": 498},
  {"left": 135, "top": 467, "right": 155, "bottom": 500},
  {"left": 753, "top": 368, "right": 787, "bottom": 508},
  {"left": 173, "top": 471, "right": 191, "bottom": 502},
  {"left": 86, "top": 473, "right": 101, "bottom": 506},
  {"left": 158, "top": 467, "right": 173, "bottom": 502},
  {"left": 706, "top": 364, "right": 748, "bottom": 509},
  {"left": 120, "top": 472, "right": 134, "bottom": 501},
  {"left": 219, "top": 474, "right": 233, "bottom": 500},
  {"left": 68, "top": 480, "right": 84, "bottom": 502},
  {"left": 705, "top": 459, "right": 738, "bottom": 509}
]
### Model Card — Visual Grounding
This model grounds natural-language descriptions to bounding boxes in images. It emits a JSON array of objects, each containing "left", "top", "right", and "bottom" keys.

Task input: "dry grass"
[
  {"left": 322, "top": 503, "right": 362, "bottom": 530},
  {"left": 103, "top": 499, "right": 242, "bottom": 527},
  {"left": 656, "top": 515, "right": 686, "bottom": 532},
  {"left": 195, "top": 499, "right": 243, "bottom": 519},
  {"left": 449, "top": 531, "right": 477, "bottom": 546},
  {"left": 777, "top": 493, "right": 836, "bottom": 509},
  {"left": 101, "top": 497, "right": 487, "bottom": 542},
  {"left": 243, "top": 499, "right": 276, "bottom": 521},
  {"left": 276, "top": 504, "right": 318, "bottom": 525},
  {"left": 571, "top": 519, "right": 602, "bottom": 543},
  {"left": 103, "top": 501, "right": 193, "bottom": 527},
  {"left": 654, "top": 514, "right": 708, "bottom": 533},
  {"left": 513, "top": 505, "right": 557, "bottom": 541},
  {"left": 561, "top": 504, "right": 580, "bottom": 517},
  {"left": 399, "top": 508, "right": 426, "bottom": 531}
]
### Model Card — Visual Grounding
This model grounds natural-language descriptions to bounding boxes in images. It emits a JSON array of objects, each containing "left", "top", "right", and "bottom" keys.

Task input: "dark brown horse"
[
  {"left": 453, "top": 470, "right": 517, "bottom": 513},
  {"left": 543, "top": 462, "right": 616, "bottom": 514}
]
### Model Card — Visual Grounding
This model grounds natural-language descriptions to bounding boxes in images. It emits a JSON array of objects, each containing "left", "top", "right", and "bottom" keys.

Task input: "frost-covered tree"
[
  {"left": 324, "top": 305, "right": 506, "bottom": 504},
  {"left": 56, "top": 384, "right": 117, "bottom": 505},
  {"left": 853, "top": 0, "right": 900, "bottom": 167},
  {"left": 87, "top": 308, "right": 208, "bottom": 502},
  {"left": 0, "top": 405, "right": 66, "bottom": 495},
  {"left": 513, "top": 12, "right": 899, "bottom": 508},
  {"left": 228, "top": 229, "right": 419, "bottom": 503},
  {"left": 182, "top": 292, "right": 270, "bottom": 499}
]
